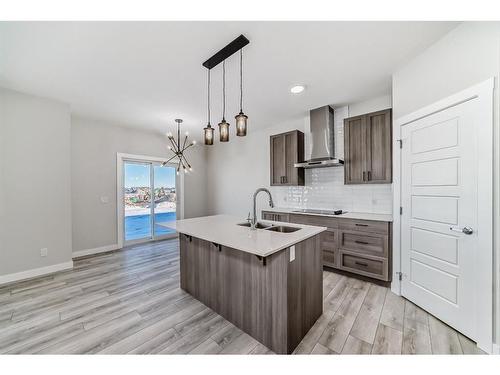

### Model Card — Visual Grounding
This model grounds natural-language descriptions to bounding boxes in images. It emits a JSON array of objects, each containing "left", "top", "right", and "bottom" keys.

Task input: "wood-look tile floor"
[{"left": 0, "top": 239, "right": 484, "bottom": 355}]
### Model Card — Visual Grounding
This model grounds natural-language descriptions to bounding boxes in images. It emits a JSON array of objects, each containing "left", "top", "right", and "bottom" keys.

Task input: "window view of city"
[{"left": 124, "top": 162, "right": 176, "bottom": 241}]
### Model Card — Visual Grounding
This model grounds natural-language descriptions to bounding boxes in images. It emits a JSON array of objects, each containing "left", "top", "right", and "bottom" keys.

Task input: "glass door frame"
[{"left": 117, "top": 153, "right": 184, "bottom": 248}]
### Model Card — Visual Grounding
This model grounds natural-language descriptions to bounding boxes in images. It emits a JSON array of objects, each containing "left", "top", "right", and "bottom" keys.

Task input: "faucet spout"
[{"left": 252, "top": 188, "right": 274, "bottom": 230}]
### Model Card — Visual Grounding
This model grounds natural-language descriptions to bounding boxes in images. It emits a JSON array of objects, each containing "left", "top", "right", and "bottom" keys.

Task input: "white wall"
[
  {"left": 206, "top": 95, "right": 393, "bottom": 218},
  {"left": 348, "top": 94, "right": 392, "bottom": 117},
  {"left": 0, "top": 88, "right": 73, "bottom": 279},
  {"left": 71, "top": 116, "right": 207, "bottom": 253},
  {"left": 392, "top": 21, "right": 500, "bottom": 347}
]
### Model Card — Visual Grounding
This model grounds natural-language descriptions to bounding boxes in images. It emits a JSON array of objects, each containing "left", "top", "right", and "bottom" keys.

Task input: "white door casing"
[{"left": 394, "top": 78, "right": 494, "bottom": 353}]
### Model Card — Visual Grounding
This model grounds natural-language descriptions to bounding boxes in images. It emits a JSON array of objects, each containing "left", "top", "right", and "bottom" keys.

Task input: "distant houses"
[{"left": 124, "top": 186, "right": 176, "bottom": 207}]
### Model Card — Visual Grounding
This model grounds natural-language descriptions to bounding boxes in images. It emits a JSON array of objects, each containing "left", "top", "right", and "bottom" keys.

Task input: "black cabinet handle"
[
  {"left": 354, "top": 261, "right": 369, "bottom": 267},
  {"left": 355, "top": 240, "right": 369, "bottom": 245},
  {"left": 362, "top": 171, "right": 366, "bottom": 181},
  {"left": 355, "top": 223, "right": 368, "bottom": 227},
  {"left": 367, "top": 171, "right": 371, "bottom": 181}
]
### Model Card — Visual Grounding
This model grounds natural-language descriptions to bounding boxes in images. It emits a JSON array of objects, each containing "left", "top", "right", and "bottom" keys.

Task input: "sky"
[{"left": 124, "top": 163, "right": 176, "bottom": 188}]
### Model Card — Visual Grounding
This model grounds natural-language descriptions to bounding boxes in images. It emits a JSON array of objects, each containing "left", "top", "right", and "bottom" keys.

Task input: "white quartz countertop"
[
  {"left": 263, "top": 207, "right": 393, "bottom": 222},
  {"left": 158, "top": 214, "right": 327, "bottom": 257}
]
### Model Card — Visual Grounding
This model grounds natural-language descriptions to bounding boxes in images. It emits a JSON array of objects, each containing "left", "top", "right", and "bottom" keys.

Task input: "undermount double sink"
[{"left": 237, "top": 222, "right": 301, "bottom": 233}]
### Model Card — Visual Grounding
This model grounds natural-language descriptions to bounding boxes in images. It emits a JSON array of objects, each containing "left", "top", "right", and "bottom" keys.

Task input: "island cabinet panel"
[{"left": 179, "top": 233, "right": 322, "bottom": 354}]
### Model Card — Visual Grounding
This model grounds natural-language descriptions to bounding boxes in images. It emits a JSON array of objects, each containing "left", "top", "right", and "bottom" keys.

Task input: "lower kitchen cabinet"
[
  {"left": 322, "top": 249, "right": 337, "bottom": 268},
  {"left": 265, "top": 211, "right": 392, "bottom": 282},
  {"left": 338, "top": 250, "right": 389, "bottom": 281}
]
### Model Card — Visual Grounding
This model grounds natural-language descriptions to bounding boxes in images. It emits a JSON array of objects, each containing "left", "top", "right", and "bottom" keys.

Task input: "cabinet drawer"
[
  {"left": 322, "top": 250, "right": 336, "bottom": 267},
  {"left": 262, "top": 211, "right": 289, "bottom": 222},
  {"left": 339, "top": 251, "right": 388, "bottom": 281},
  {"left": 339, "top": 231, "right": 388, "bottom": 257},
  {"left": 339, "top": 219, "right": 389, "bottom": 235},
  {"left": 289, "top": 214, "right": 338, "bottom": 229},
  {"left": 262, "top": 212, "right": 274, "bottom": 220},
  {"left": 274, "top": 213, "right": 289, "bottom": 222}
]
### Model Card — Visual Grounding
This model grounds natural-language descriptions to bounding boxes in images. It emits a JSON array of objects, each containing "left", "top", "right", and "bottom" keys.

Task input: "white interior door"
[{"left": 401, "top": 98, "right": 484, "bottom": 344}]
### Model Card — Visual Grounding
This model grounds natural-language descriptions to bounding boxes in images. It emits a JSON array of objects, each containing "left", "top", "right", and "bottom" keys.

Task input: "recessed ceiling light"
[{"left": 290, "top": 85, "right": 306, "bottom": 94}]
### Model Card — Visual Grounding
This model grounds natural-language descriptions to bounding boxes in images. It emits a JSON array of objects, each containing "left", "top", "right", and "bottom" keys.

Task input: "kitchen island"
[{"left": 160, "top": 214, "right": 326, "bottom": 354}]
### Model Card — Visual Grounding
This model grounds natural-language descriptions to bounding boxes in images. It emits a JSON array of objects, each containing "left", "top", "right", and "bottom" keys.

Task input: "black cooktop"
[{"left": 292, "top": 209, "right": 346, "bottom": 216}]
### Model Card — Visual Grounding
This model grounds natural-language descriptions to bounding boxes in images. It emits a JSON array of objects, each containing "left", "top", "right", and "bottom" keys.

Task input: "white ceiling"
[{"left": 0, "top": 21, "right": 458, "bottom": 140}]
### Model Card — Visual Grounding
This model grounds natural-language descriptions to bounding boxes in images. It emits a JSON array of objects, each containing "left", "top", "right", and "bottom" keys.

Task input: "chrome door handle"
[{"left": 449, "top": 226, "right": 474, "bottom": 235}]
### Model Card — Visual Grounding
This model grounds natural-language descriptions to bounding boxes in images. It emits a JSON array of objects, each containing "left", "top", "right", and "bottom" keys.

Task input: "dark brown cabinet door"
[
  {"left": 366, "top": 109, "right": 392, "bottom": 183},
  {"left": 344, "top": 115, "right": 367, "bottom": 184},
  {"left": 270, "top": 130, "right": 304, "bottom": 186},
  {"left": 344, "top": 109, "right": 392, "bottom": 184},
  {"left": 270, "top": 134, "right": 286, "bottom": 185}
]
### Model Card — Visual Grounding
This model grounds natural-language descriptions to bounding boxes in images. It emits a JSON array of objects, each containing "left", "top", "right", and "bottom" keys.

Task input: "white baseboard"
[
  {"left": 0, "top": 261, "right": 74, "bottom": 286},
  {"left": 72, "top": 243, "right": 120, "bottom": 259}
]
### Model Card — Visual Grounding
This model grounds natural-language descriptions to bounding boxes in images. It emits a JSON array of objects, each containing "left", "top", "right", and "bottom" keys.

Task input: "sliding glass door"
[
  {"left": 153, "top": 164, "right": 176, "bottom": 237},
  {"left": 124, "top": 160, "right": 177, "bottom": 243}
]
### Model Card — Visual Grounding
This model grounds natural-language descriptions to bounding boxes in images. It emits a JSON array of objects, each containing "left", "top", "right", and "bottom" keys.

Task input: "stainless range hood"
[{"left": 294, "top": 105, "right": 344, "bottom": 169}]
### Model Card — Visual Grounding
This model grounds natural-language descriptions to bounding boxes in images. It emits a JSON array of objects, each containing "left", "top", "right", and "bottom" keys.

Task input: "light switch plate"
[
  {"left": 290, "top": 245, "right": 295, "bottom": 262},
  {"left": 100, "top": 196, "right": 109, "bottom": 204},
  {"left": 40, "top": 248, "right": 48, "bottom": 257}
]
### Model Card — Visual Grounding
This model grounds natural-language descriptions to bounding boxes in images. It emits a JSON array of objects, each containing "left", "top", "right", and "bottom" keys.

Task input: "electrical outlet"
[
  {"left": 40, "top": 248, "right": 48, "bottom": 257},
  {"left": 289, "top": 245, "right": 295, "bottom": 262}
]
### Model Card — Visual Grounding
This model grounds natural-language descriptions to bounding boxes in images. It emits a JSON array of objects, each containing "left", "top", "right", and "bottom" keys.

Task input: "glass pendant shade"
[
  {"left": 204, "top": 123, "right": 214, "bottom": 145},
  {"left": 235, "top": 112, "right": 248, "bottom": 136},
  {"left": 218, "top": 119, "right": 230, "bottom": 142}
]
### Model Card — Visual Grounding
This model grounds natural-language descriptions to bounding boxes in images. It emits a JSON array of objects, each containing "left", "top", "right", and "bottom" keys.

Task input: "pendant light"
[
  {"left": 218, "top": 60, "right": 230, "bottom": 142},
  {"left": 203, "top": 69, "right": 214, "bottom": 145},
  {"left": 235, "top": 48, "right": 248, "bottom": 136}
]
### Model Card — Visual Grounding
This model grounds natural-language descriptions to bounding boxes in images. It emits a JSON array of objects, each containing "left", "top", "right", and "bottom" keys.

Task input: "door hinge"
[
  {"left": 397, "top": 139, "right": 403, "bottom": 148},
  {"left": 400, "top": 206, "right": 403, "bottom": 215},
  {"left": 396, "top": 272, "right": 403, "bottom": 281}
]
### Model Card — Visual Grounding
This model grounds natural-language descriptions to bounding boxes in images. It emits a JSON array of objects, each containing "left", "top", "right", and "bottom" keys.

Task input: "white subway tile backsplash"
[
  {"left": 271, "top": 167, "right": 393, "bottom": 214},
  {"left": 271, "top": 105, "right": 393, "bottom": 215}
]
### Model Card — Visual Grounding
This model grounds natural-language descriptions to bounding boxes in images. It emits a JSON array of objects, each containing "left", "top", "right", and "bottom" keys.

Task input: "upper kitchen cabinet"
[
  {"left": 344, "top": 108, "right": 392, "bottom": 184},
  {"left": 270, "top": 130, "right": 305, "bottom": 186}
]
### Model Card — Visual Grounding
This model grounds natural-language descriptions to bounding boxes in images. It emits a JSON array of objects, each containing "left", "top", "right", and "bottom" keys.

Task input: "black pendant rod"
[
  {"left": 239, "top": 48, "right": 243, "bottom": 112},
  {"left": 222, "top": 60, "right": 226, "bottom": 120},
  {"left": 202, "top": 34, "right": 250, "bottom": 70},
  {"left": 207, "top": 69, "right": 211, "bottom": 124}
]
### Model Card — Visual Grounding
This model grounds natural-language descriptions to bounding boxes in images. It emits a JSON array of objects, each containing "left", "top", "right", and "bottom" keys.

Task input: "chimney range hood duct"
[{"left": 294, "top": 105, "right": 344, "bottom": 169}]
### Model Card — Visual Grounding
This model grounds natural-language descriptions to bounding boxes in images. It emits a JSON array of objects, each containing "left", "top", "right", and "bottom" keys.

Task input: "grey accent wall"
[
  {"left": 0, "top": 88, "right": 73, "bottom": 276},
  {"left": 71, "top": 116, "right": 207, "bottom": 253}
]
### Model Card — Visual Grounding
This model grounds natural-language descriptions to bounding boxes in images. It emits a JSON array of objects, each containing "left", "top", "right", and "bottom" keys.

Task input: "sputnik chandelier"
[
  {"left": 162, "top": 119, "right": 196, "bottom": 175},
  {"left": 202, "top": 34, "right": 249, "bottom": 145}
]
